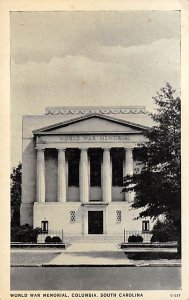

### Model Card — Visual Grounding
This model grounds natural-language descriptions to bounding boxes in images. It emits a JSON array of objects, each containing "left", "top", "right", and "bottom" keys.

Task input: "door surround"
[{"left": 83, "top": 204, "right": 108, "bottom": 235}]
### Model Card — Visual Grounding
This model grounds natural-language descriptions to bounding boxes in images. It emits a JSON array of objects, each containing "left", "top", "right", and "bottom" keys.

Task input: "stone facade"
[{"left": 21, "top": 106, "right": 154, "bottom": 239}]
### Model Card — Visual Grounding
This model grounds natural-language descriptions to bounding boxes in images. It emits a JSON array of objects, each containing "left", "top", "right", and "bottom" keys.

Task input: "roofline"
[
  {"left": 45, "top": 105, "right": 146, "bottom": 110},
  {"left": 33, "top": 112, "right": 150, "bottom": 135}
]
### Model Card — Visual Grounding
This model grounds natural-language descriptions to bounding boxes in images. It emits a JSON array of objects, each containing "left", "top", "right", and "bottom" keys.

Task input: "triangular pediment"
[{"left": 33, "top": 113, "right": 148, "bottom": 135}]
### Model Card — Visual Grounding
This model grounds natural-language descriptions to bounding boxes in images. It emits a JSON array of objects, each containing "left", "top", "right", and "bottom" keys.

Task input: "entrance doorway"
[{"left": 88, "top": 211, "right": 103, "bottom": 234}]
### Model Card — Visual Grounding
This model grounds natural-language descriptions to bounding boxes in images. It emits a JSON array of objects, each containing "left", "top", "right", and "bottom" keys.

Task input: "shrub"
[
  {"left": 150, "top": 219, "right": 178, "bottom": 243},
  {"left": 45, "top": 236, "right": 52, "bottom": 243},
  {"left": 128, "top": 235, "right": 143, "bottom": 243},
  {"left": 51, "top": 236, "right": 62, "bottom": 243},
  {"left": 11, "top": 224, "right": 42, "bottom": 243}
]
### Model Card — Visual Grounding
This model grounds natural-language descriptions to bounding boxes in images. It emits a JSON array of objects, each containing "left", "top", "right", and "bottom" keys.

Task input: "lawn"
[{"left": 11, "top": 252, "right": 60, "bottom": 266}]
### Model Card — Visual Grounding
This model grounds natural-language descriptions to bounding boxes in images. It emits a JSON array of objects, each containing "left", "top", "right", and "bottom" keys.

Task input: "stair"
[{"left": 63, "top": 235, "right": 123, "bottom": 243}]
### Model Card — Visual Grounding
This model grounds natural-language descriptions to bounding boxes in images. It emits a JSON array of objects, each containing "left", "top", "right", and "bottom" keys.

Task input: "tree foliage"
[
  {"left": 11, "top": 224, "right": 41, "bottom": 243},
  {"left": 123, "top": 83, "right": 181, "bottom": 233},
  {"left": 11, "top": 162, "right": 22, "bottom": 226},
  {"left": 151, "top": 219, "right": 179, "bottom": 243},
  {"left": 11, "top": 162, "right": 22, "bottom": 206}
]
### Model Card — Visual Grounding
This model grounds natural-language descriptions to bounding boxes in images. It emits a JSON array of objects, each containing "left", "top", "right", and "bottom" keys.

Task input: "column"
[
  {"left": 36, "top": 148, "right": 45, "bottom": 202},
  {"left": 79, "top": 148, "right": 89, "bottom": 203},
  {"left": 124, "top": 148, "right": 134, "bottom": 202},
  {"left": 102, "top": 148, "right": 111, "bottom": 203},
  {"left": 57, "top": 148, "right": 66, "bottom": 202}
]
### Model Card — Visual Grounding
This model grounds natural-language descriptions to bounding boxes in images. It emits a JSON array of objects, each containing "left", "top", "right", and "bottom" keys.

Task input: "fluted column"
[
  {"left": 36, "top": 149, "right": 45, "bottom": 202},
  {"left": 102, "top": 148, "right": 111, "bottom": 203},
  {"left": 79, "top": 148, "right": 89, "bottom": 203},
  {"left": 124, "top": 148, "right": 134, "bottom": 202},
  {"left": 57, "top": 148, "right": 66, "bottom": 202}
]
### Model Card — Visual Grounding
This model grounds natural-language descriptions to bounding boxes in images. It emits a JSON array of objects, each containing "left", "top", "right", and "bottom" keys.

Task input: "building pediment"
[{"left": 33, "top": 113, "right": 148, "bottom": 135}]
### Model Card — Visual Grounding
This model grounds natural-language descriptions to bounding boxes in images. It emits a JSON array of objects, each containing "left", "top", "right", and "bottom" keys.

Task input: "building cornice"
[{"left": 45, "top": 106, "right": 147, "bottom": 115}]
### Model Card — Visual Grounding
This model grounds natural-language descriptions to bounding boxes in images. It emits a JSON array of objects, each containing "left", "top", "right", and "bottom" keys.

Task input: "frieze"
[
  {"left": 45, "top": 107, "right": 147, "bottom": 115},
  {"left": 37, "top": 134, "right": 131, "bottom": 144}
]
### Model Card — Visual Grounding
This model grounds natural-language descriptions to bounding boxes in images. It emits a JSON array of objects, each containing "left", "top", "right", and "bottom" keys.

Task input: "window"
[
  {"left": 90, "top": 151, "right": 101, "bottom": 186},
  {"left": 70, "top": 211, "right": 76, "bottom": 223},
  {"left": 41, "top": 220, "right": 48, "bottom": 233},
  {"left": 116, "top": 210, "right": 121, "bottom": 223},
  {"left": 112, "top": 153, "right": 123, "bottom": 186},
  {"left": 142, "top": 220, "right": 149, "bottom": 232},
  {"left": 68, "top": 150, "right": 79, "bottom": 187}
]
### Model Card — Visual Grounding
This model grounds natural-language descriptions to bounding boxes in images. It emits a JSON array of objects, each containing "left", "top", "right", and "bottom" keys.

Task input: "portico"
[{"left": 35, "top": 145, "right": 134, "bottom": 204}]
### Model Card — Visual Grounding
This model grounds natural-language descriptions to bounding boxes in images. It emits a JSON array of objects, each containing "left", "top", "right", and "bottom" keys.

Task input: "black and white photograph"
[{"left": 0, "top": 1, "right": 186, "bottom": 298}]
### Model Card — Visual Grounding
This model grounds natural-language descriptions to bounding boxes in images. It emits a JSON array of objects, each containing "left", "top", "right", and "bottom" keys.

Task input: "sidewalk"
[{"left": 42, "top": 243, "right": 181, "bottom": 267}]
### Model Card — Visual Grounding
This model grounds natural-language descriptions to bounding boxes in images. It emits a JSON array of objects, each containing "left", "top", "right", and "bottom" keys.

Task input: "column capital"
[
  {"left": 124, "top": 147, "right": 133, "bottom": 151},
  {"left": 103, "top": 147, "right": 111, "bottom": 152},
  {"left": 80, "top": 147, "right": 88, "bottom": 152},
  {"left": 35, "top": 147, "right": 45, "bottom": 151},
  {"left": 56, "top": 147, "right": 66, "bottom": 151}
]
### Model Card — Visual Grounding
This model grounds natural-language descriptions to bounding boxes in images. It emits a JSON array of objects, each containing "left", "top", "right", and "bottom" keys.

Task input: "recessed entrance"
[{"left": 88, "top": 211, "right": 103, "bottom": 234}]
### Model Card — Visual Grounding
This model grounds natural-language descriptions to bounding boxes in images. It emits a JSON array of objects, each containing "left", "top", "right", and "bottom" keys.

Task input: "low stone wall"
[{"left": 11, "top": 242, "right": 66, "bottom": 248}]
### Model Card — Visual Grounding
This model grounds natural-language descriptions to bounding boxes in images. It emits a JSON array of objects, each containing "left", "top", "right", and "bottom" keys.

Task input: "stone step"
[{"left": 63, "top": 235, "right": 123, "bottom": 243}]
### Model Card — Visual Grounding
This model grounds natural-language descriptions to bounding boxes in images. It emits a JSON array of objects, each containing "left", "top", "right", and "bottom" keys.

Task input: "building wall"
[
  {"left": 34, "top": 203, "right": 83, "bottom": 233},
  {"left": 33, "top": 202, "right": 154, "bottom": 235},
  {"left": 20, "top": 138, "right": 36, "bottom": 225}
]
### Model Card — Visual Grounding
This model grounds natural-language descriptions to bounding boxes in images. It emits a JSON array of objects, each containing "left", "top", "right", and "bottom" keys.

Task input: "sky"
[{"left": 11, "top": 10, "right": 181, "bottom": 166}]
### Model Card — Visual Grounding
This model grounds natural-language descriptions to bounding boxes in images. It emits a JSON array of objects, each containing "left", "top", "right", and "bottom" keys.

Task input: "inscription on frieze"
[
  {"left": 59, "top": 135, "right": 130, "bottom": 142},
  {"left": 37, "top": 134, "right": 131, "bottom": 144}
]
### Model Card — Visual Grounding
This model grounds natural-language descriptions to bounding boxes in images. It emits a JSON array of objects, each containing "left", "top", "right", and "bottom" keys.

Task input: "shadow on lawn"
[
  {"left": 65, "top": 251, "right": 125, "bottom": 259},
  {"left": 124, "top": 252, "right": 180, "bottom": 260}
]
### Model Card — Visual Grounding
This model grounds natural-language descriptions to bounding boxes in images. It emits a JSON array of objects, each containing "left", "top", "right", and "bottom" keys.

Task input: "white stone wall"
[
  {"left": 34, "top": 202, "right": 83, "bottom": 234},
  {"left": 33, "top": 202, "right": 154, "bottom": 236}
]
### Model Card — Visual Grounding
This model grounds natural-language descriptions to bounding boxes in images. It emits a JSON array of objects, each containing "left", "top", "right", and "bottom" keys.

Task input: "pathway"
[{"left": 43, "top": 243, "right": 181, "bottom": 266}]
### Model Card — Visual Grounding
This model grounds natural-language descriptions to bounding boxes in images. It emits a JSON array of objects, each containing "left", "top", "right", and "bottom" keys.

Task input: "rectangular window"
[
  {"left": 70, "top": 211, "right": 76, "bottom": 223},
  {"left": 41, "top": 220, "right": 48, "bottom": 233},
  {"left": 90, "top": 151, "right": 101, "bottom": 187},
  {"left": 142, "top": 220, "right": 150, "bottom": 232},
  {"left": 112, "top": 153, "right": 123, "bottom": 186},
  {"left": 116, "top": 210, "right": 121, "bottom": 223},
  {"left": 68, "top": 150, "right": 79, "bottom": 187}
]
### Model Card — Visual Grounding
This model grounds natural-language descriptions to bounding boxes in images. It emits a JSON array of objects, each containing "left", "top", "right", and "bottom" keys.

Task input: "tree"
[
  {"left": 11, "top": 162, "right": 22, "bottom": 226},
  {"left": 123, "top": 83, "right": 181, "bottom": 251}
]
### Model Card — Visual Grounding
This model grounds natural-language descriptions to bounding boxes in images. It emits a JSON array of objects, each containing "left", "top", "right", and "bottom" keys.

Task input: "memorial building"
[{"left": 21, "top": 106, "right": 153, "bottom": 240}]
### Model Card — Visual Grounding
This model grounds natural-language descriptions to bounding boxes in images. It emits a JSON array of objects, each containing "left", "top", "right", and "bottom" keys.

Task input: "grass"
[
  {"left": 11, "top": 252, "right": 60, "bottom": 266},
  {"left": 124, "top": 252, "right": 180, "bottom": 260}
]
